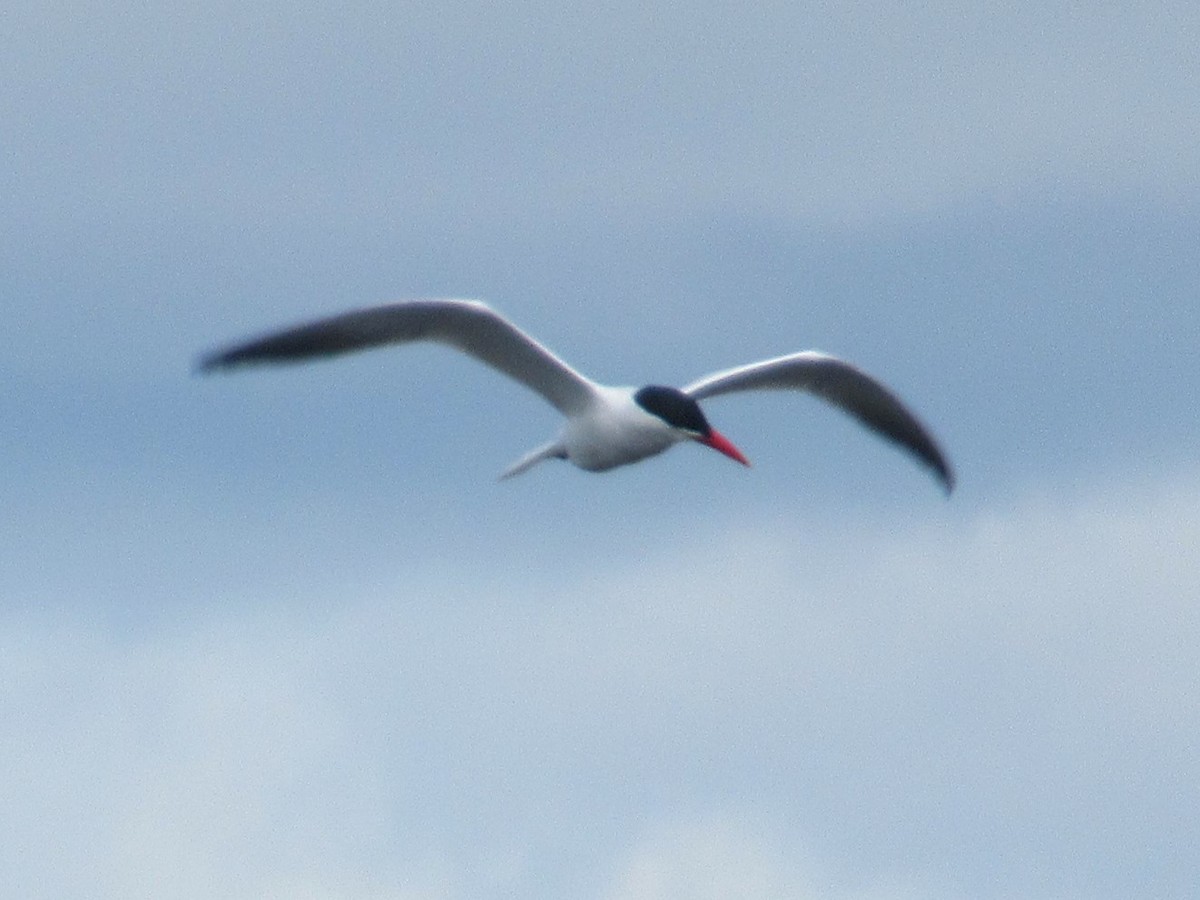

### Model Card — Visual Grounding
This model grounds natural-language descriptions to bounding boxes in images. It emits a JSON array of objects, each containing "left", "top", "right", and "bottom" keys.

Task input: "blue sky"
[{"left": 3, "top": 3, "right": 1199, "bottom": 898}]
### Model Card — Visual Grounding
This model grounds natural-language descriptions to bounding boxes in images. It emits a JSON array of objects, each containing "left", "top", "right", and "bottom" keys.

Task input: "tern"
[{"left": 198, "top": 299, "right": 954, "bottom": 493}]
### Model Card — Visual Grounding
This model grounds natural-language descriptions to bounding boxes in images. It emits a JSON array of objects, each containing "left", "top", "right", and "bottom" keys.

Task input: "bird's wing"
[
  {"left": 198, "top": 299, "right": 598, "bottom": 416},
  {"left": 683, "top": 351, "right": 955, "bottom": 493}
]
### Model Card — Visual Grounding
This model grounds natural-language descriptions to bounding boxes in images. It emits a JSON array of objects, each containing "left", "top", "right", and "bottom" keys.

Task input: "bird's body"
[
  {"left": 559, "top": 386, "right": 685, "bottom": 472},
  {"left": 199, "top": 299, "right": 955, "bottom": 493}
]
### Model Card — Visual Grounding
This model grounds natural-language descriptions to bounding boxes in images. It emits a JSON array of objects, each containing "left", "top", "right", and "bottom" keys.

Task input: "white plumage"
[{"left": 199, "top": 299, "right": 954, "bottom": 493}]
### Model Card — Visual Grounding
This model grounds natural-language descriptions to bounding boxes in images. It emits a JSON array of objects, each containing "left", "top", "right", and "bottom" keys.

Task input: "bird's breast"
[{"left": 561, "top": 395, "right": 679, "bottom": 472}]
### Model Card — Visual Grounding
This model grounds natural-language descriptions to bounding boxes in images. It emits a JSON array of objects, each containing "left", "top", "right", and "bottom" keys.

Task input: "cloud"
[
  {"left": 3, "top": 465, "right": 1197, "bottom": 898},
  {"left": 600, "top": 815, "right": 944, "bottom": 900},
  {"left": 6, "top": 5, "right": 1198, "bottom": 896},
  {"left": 7, "top": 3, "right": 1200, "bottom": 241},
  {"left": 599, "top": 817, "right": 812, "bottom": 900}
]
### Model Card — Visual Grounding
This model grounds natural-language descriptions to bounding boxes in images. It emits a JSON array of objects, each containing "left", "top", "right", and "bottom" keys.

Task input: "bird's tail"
[{"left": 498, "top": 440, "right": 567, "bottom": 480}]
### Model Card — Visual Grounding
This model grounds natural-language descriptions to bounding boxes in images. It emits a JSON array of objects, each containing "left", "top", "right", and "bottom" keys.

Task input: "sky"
[{"left": 3, "top": 2, "right": 1199, "bottom": 898}]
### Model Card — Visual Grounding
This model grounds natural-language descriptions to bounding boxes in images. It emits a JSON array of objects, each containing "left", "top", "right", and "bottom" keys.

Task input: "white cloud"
[
  {"left": 600, "top": 815, "right": 943, "bottom": 900},
  {"left": 2, "top": 466, "right": 1197, "bottom": 898},
  {"left": 7, "top": 3, "right": 1200, "bottom": 237},
  {"left": 600, "top": 817, "right": 811, "bottom": 900}
]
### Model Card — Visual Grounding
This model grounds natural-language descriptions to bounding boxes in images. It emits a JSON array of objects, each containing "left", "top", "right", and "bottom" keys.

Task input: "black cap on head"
[{"left": 633, "top": 386, "right": 711, "bottom": 435}]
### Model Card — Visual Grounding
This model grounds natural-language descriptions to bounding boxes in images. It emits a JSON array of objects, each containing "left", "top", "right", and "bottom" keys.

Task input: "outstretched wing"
[
  {"left": 684, "top": 351, "right": 955, "bottom": 493},
  {"left": 198, "top": 299, "right": 598, "bottom": 416}
]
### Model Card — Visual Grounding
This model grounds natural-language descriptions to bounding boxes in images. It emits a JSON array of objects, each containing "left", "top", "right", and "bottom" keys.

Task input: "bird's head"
[{"left": 633, "top": 386, "right": 750, "bottom": 466}]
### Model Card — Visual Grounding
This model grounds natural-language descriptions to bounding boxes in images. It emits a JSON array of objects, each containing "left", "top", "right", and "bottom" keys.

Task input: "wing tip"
[
  {"left": 927, "top": 452, "right": 956, "bottom": 497},
  {"left": 194, "top": 346, "right": 256, "bottom": 374},
  {"left": 938, "top": 468, "right": 956, "bottom": 497},
  {"left": 194, "top": 351, "right": 226, "bottom": 375}
]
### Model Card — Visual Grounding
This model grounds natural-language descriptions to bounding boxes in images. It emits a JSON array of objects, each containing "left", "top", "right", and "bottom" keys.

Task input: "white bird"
[{"left": 198, "top": 299, "right": 954, "bottom": 493}]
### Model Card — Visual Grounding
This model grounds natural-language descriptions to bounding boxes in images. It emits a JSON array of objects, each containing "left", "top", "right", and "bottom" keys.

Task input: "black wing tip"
[
  {"left": 194, "top": 348, "right": 249, "bottom": 374},
  {"left": 924, "top": 450, "right": 956, "bottom": 497},
  {"left": 193, "top": 299, "right": 498, "bottom": 375},
  {"left": 195, "top": 342, "right": 295, "bottom": 374},
  {"left": 937, "top": 466, "right": 956, "bottom": 497},
  {"left": 896, "top": 428, "right": 954, "bottom": 497},
  {"left": 193, "top": 333, "right": 341, "bottom": 373},
  {"left": 194, "top": 352, "right": 224, "bottom": 375}
]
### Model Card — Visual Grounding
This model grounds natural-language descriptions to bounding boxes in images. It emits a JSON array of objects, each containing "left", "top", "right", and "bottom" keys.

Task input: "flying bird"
[{"left": 198, "top": 299, "right": 954, "bottom": 493}]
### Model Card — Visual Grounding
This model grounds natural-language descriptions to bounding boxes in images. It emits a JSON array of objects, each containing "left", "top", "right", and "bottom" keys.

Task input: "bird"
[{"left": 197, "top": 299, "right": 954, "bottom": 493}]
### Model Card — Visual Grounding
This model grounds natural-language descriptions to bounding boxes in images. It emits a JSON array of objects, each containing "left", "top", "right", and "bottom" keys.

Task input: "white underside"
[
  {"left": 565, "top": 386, "right": 686, "bottom": 471},
  {"left": 502, "top": 386, "right": 684, "bottom": 477}
]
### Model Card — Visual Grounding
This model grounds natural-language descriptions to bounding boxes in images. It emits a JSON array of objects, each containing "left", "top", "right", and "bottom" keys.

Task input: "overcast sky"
[{"left": 3, "top": 3, "right": 1199, "bottom": 898}]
